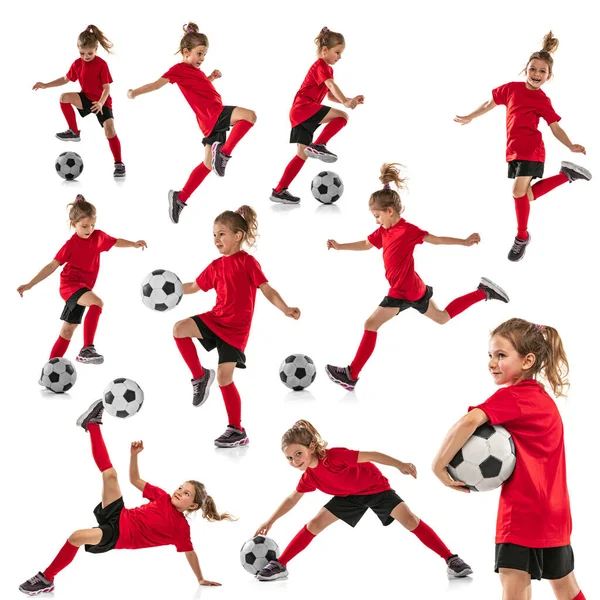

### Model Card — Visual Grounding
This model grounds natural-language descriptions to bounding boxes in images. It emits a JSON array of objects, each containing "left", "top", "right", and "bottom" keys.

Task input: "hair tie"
[
  {"left": 75, "top": 194, "right": 84, "bottom": 202},
  {"left": 535, "top": 323, "right": 546, "bottom": 332},
  {"left": 186, "top": 26, "right": 195, "bottom": 33},
  {"left": 322, "top": 26, "right": 329, "bottom": 33},
  {"left": 87, "top": 25, "right": 94, "bottom": 31},
  {"left": 383, "top": 183, "right": 391, "bottom": 189}
]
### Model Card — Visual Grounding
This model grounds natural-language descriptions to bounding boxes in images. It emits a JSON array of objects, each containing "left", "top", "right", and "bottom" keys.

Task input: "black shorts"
[
  {"left": 77, "top": 92, "right": 114, "bottom": 127},
  {"left": 202, "top": 105, "right": 236, "bottom": 146},
  {"left": 379, "top": 285, "right": 433, "bottom": 315},
  {"left": 495, "top": 543, "right": 574, "bottom": 580},
  {"left": 60, "top": 287, "right": 91, "bottom": 324},
  {"left": 191, "top": 316, "right": 246, "bottom": 368},
  {"left": 84, "top": 496, "right": 124, "bottom": 554},
  {"left": 507, "top": 160, "right": 544, "bottom": 180},
  {"left": 290, "top": 105, "right": 331, "bottom": 145},
  {"left": 325, "top": 490, "right": 403, "bottom": 527}
]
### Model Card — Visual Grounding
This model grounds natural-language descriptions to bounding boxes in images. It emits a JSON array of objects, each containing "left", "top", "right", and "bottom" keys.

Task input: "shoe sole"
[
  {"left": 507, "top": 233, "right": 532, "bottom": 263},
  {"left": 192, "top": 369, "right": 216, "bottom": 407},
  {"left": 76, "top": 356, "right": 104, "bottom": 365},
  {"left": 55, "top": 136, "right": 80, "bottom": 142},
  {"left": 76, "top": 399, "right": 104, "bottom": 430},
  {"left": 211, "top": 142, "right": 225, "bottom": 177},
  {"left": 114, "top": 173, "right": 126, "bottom": 178},
  {"left": 168, "top": 190, "right": 179, "bottom": 224},
  {"left": 561, "top": 161, "right": 592, "bottom": 181},
  {"left": 18, "top": 585, "right": 55, "bottom": 596},
  {"left": 447, "top": 567, "right": 473, "bottom": 578},
  {"left": 256, "top": 571, "right": 288, "bottom": 581},
  {"left": 480, "top": 277, "right": 510, "bottom": 303},
  {"left": 269, "top": 194, "right": 300, "bottom": 205},
  {"left": 304, "top": 148, "right": 338, "bottom": 163},
  {"left": 214, "top": 437, "right": 250, "bottom": 448},
  {"left": 325, "top": 367, "right": 355, "bottom": 391}
]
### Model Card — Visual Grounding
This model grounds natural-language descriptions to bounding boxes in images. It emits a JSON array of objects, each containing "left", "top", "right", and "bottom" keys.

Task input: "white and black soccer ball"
[
  {"left": 240, "top": 536, "right": 280, "bottom": 575},
  {"left": 40, "top": 357, "right": 77, "bottom": 393},
  {"left": 55, "top": 152, "right": 83, "bottom": 181},
  {"left": 311, "top": 171, "right": 344, "bottom": 204},
  {"left": 279, "top": 354, "right": 317, "bottom": 391},
  {"left": 141, "top": 269, "right": 183, "bottom": 312},
  {"left": 447, "top": 423, "right": 516, "bottom": 492},
  {"left": 103, "top": 378, "right": 144, "bottom": 419}
]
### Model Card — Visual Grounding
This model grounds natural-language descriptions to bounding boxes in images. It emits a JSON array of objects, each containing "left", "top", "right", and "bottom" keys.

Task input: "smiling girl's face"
[{"left": 282, "top": 443, "right": 318, "bottom": 471}]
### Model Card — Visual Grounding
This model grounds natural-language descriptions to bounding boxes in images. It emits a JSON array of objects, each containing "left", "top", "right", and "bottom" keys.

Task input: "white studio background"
[{"left": 1, "top": 1, "right": 598, "bottom": 599}]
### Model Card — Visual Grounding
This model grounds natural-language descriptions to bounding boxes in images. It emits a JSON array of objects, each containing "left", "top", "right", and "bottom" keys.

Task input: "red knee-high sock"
[
  {"left": 532, "top": 172, "right": 568, "bottom": 200},
  {"left": 349, "top": 330, "right": 377, "bottom": 380},
  {"left": 83, "top": 305, "right": 102, "bottom": 347},
  {"left": 174, "top": 337, "right": 204, "bottom": 379},
  {"left": 44, "top": 541, "right": 79, "bottom": 581},
  {"left": 221, "top": 120, "right": 253, "bottom": 155},
  {"left": 50, "top": 336, "right": 70, "bottom": 359},
  {"left": 514, "top": 194, "right": 530, "bottom": 240},
  {"left": 178, "top": 163, "right": 211, "bottom": 202},
  {"left": 107, "top": 135, "right": 122, "bottom": 162},
  {"left": 278, "top": 525, "right": 316, "bottom": 566},
  {"left": 87, "top": 423, "right": 112, "bottom": 472},
  {"left": 445, "top": 289, "right": 486, "bottom": 319},
  {"left": 572, "top": 591, "right": 586, "bottom": 600},
  {"left": 314, "top": 117, "right": 347, "bottom": 145},
  {"left": 411, "top": 520, "right": 453, "bottom": 561},
  {"left": 60, "top": 103, "right": 79, "bottom": 134},
  {"left": 275, "top": 155, "right": 306, "bottom": 192},
  {"left": 221, "top": 382, "right": 242, "bottom": 430}
]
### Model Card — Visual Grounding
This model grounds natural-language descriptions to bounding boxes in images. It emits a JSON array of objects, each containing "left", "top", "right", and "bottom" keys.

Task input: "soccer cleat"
[
  {"left": 214, "top": 425, "right": 249, "bottom": 448},
  {"left": 18, "top": 572, "right": 55, "bottom": 596},
  {"left": 76, "top": 399, "right": 104, "bottom": 431},
  {"left": 477, "top": 277, "right": 509, "bottom": 303},
  {"left": 560, "top": 161, "right": 592, "bottom": 183},
  {"left": 211, "top": 142, "right": 231, "bottom": 177},
  {"left": 76, "top": 345, "right": 104, "bottom": 365},
  {"left": 304, "top": 143, "right": 338, "bottom": 163},
  {"left": 446, "top": 555, "right": 473, "bottom": 578},
  {"left": 191, "top": 369, "right": 216, "bottom": 407},
  {"left": 325, "top": 364, "right": 358, "bottom": 391},
  {"left": 55, "top": 129, "right": 80, "bottom": 142},
  {"left": 113, "top": 162, "right": 126, "bottom": 178},
  {"left": 256, "top": 560, "right": 289, "bottom": 581},
  {"left": 269, "top": 188, "right": 301, "bottom": 205},
  {"left": 168, "top": 190, "right": 186, "bottom": 224},
  {"left": 507, "top": 233, "right": 531, "bottom": 262}
]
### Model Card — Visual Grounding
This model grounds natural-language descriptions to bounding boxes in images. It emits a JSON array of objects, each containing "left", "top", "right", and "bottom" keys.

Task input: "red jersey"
[
  {"left": 290, "top": 59, "right": 334, "bottom": 127},
  {"left": 115, "top": 483, "right": 193, "bottom": 552},
  {"left": 162, "top": 62, "right": 223, "bottom": 136},
  {"left": 469, "top": 379, "right": 571, "bottom": 547},
  {"left": 54, "top": 230, "right": 116, "bottom": 301},
  {"left": 367, "top": 219, "right": 428, "bottom": 301},
  {"left": 492, "top": 81, "right": 561, "bottom": 162},
  {"left": 195, "top": 251, "right": 268, "bottom": 351},
  {"left": 296, "top": 447, "right": 391, "bottom": 496},
  {"left": 66, "top": 57, "right": 113, "bottom": 109}
]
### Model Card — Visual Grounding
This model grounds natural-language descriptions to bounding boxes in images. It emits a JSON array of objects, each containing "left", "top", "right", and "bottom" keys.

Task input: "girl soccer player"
[
  {"left": 128, "top": 23, "right": 256, "bottom": 224},
  {"left": 325, "top": 163, "right": 509, "bottom": 391},
  {"left": 16, "top": 195, "right": 146, "bottom": 366},
  {"left": 173, "top": 206, "right": 300, "bottom": 448},
  {"left": 32, "top": 25, "right": 126, "bottom": 177},
  {"left": 269, "top": 26, "right": 364, "bottom": 204},
  {"left": 18, "top": 399, "right": 230, "bottom": 595},
  {"left": 254, "top": 420, "right": 472, "bottom": 581},
  {"left": 455, "top": 31, "right": 591, "bottom": 262},
  {"left": 432, "top": 318, "right": 586, "bottom": 600}
]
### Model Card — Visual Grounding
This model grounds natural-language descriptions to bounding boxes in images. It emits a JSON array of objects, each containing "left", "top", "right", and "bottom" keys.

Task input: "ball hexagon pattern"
[
  {"left": 55, "top": 152, "right": 84, "bottom": 181},
  {"left": 140, "top": 269, "right": 183, "bottom": 312},
  {"left": 40, "top": 358, "right": 77, "bottom": 393},
  {"left": 279, "top": 354, "right": 317, "bottom": 391},
  {"left": 311, "top": 171, "right": 344, "bottom": 204},
  {"left": 103, "top": 378, "right": 144, "bottom": 419},
  {"left": 447, "top": 423, "right": 516, "bottom": 492},
  {"left": 240, "top": 536, "right": 280, "bottom": 575}
]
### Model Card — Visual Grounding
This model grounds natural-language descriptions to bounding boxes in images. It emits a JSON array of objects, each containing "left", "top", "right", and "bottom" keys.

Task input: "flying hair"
[
  {"left": 314, "top": 26, "right": 345, "bottom": 54},
  {"left": 368, "top": 163, "right": 408, "bottom": 214},
  {"left": 214, "top": 205, "right": 259, "bottom": 249},
  {"left": 523, "top": 31, "right": 559, "bottom": 77},
  {"left": 78, "top": 25, "right": 113, "bottom": 53},
  {"left": 178, "top": 22, "right": 209, "bottom": 55},
  {"left": 67, "top": 194, "right": 96, "bottom": 224},
  {"left": 185, "top": 480, "right": 236, "bottom": 521},
  {"left": 281, "top": 420, "right": 328, "bottom": 461}
]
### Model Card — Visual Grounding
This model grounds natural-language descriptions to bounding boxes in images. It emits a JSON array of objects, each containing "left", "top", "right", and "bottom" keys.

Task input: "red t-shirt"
[
  {"left": 195, "top": 251, "right": 268, "bottom": 351},
  {"left": 289, "top": 59, "right": 334, "bottom": 127},
  {"left": 469, "top": 379, "right": 571, "bottom": 547},
  {"left": 367, "top": 219, "right": 428, "bottom": 301},
  {"left": 296, "top": 447, "right": 392, "bottom": 496},
  {"left": 115, "top": 483, "right": 193, "bottom": 552},
  {"left": 492, "top": 81, "right": 561, "bottom": 162},
  {"left": 163, "top": 62, "right": 223, "bottom": 136},
  {"left": 66, "top": 57, "right": 113, "bottom": 109},
  {"left": 54, "top": 229, "right": 116, "bottom": 301}
]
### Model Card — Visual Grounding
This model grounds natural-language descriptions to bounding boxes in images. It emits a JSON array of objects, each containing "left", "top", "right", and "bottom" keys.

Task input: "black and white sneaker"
[
  {"left": 325, "top": 364, "right": 358, "bottom": 391},
  {"left": 191, "top": 369, "right": 216, "bottom": 407},
  {"left": 269, "top": 188, "right": 301, "bottom": 205},
  {"left": 211, "top": 142, "right": 231, "bottom": 177},
  {"left": 446, "top": 555, "right": 473, "bottom": 578},
  {"left": 55, "top": 129, "right": 80, "bottom": 142},
  {"left": 168, "top": 190, "right": 186, "bottom": 224},
  {"left": 560, "top": 161, "right": 592, "bottom": 183},
  {"left": 76, "top": 399, "right": 104, "bottom": 431},
  {"left": 214, "top": 425, "right": 249, "bottom": 448},
  {"left": 19, "top": 572, "right": 54, "bottom": 596},
  {"left": 304, "top": 143, "right": 338, "bottom": 163},
  {"left": 507, "top": 233, "right": 531, "bottom": 262},
  {"left": 113, "top": 162, "right": 126, "bottom": 178},
  {"left": 256, "top": 560, "right": 288, "bottom": 581},
  {"left": 76, "top": 345, "right": 104, "bottom": 364},
  {"left": 477, "top": 277, "right": 509, "bottom": 303}
]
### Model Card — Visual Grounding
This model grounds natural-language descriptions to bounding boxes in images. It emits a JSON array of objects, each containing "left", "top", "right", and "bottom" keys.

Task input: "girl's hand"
[
  {"left": 198, "top": 579, "right": 222, "bottom": 587},
  {"left": 91, "top": 101, "right": 104, "bottom": 114},
  {"left": 454, "top": 115, "right": 472, "bottom": 125},
  {"left": 398, "top": 461, "right": 417, "bottom": 479},
  {"left": 127, "top": 89, "right": 135, "bottom": 100},
  {"left": 570, "top": 143, "right": 586, "bottom": 155},
  {"left": 255, "top": 521, "right": 273, "bottom": 536},
  {"left": 434, "top": 467, "right": 470, "bottom": 493},
  {"left": 209, "top": 69, "right": 222, "bottom": 80},
  {"left": 285, "top": 307, "right": 301, "bottom": 320},
  {"left": 17, "top": 283, "right": 31, "bottom": 297},
  {"left": 32, "top": 82, "right": 46, "bottom": 90},
  {"left": 133, "top": 240, "right": 148, "bottom": 250},
  {"left": 463, "top": 233, "right": 481, "bottom": 246},
  {"left": 327, "top": 239, "right": 341, "bottom": 250},
  {"left": 343, "top": 97, "right": 359, "bottom": 109},
  {"left": 131, "top": 440, "right": 144, "bottom": 455},
  {"left": 354, "top": 94, "right": 365, "bottom": 105}
]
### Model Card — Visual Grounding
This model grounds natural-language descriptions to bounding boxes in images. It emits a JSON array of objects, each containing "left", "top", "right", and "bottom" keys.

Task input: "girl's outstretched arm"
[
  {"left": 327, "top": 239, "right": 373, "bottom": 251},
  {"left": 424, "top": 233, "right": 480, "bottom": 247},
  {"left": 183, "top": 282, "right": 200, "bottom": 295},
  {"left": 259, "top": 283, "right": 301, "bottom": 319},
  {"left": 128, "top": 77, "right": 169, "bottom": 99},
  {"left": 114, "top": 238, "right": 147, "bottom": 249},
  {"left": 129, "top": 441, "right": 148, "bottom": 492},
  {"left": 185, "top": 550, "right": 221, "bottom": 586},
  {"left": 255, "top": 491, "right": 304, "bottom": 535},
  {"left": 32, "top": 76, "right": 69, "bottom": 90},
  {"left": 454, "top": 98, "right": 497, "bottom": 125},
  {"left": 324, "top": 79, "right": 364, "bottom": 109},
  {"left": 549, "top": 122, "right": 586, "bottom": 155},
  {"left": 17, "top": 259, "right": 60, "bottom": 296},
  {"left": 358, "top": 451, "right": 417, "bottom": 478}
]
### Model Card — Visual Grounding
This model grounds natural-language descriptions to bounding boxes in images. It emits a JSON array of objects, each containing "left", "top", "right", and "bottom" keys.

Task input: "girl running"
[
  {"left": 127, "top": 23, "right": 256, "bottom": 224},
  {"left": 18, "top": 399, "right": 231, "bottom": 595},
  {"left": 32, "top": 25, "right": 126, "bottom": 178},
  {"left": 432, "top": 318, "right": 586, "bottom": 600},
  {"left": 455, "top": 31, "right": 591, "bottom": 262},
  {"left": 16, "top": 195, "right": 146, "bottom": 366},
  {"left": 325, "top": 163, "right": 509, "bottom": 391},
  {"left": 254, "top": 420, "right": 472, "bottom": 581},
  {"left": 269, "top": 26, "right": 364, "bottom": 205},
  {"left": 173, "top": 206, "right": 300, "bottom": 448}
]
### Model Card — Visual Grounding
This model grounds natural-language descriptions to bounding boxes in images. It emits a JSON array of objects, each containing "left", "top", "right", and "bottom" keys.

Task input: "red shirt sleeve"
[
  {"left": 406, "top": 222, "right": 429, "bottom": 244},
  {"left": 246, "top": 256, "right": 268, "bottom": 288},
  {"left": 99, "top": 60, "right": 113, "bottom": 85},
  {"left": 174, "top": 521, "right": 194, "bottom": 552},
  {"left": 367, "top": 227, "right": 384, "bottom": 249},
  {"left": 162, "top": 64, "right": 182, "bottom": 84},
  {"left": 97, "top": 230, "right": 117, "bottom": 252},
  {"left": 66, "top": 60, "right": 79, "bottom": 82},
  {"left": 539, "top": 96, "right": 561, "bottom": 126},
  {"left": 315, "top": 60, "right": 334, "bottom": 85},
  {"left": 54, "top": 240, "right": 71, "bottom": 265},
  {"left": 492, "top": 82, "right": 511, "bottom": 106},
  {"left": 468, "top": 387, "right": 522, "bottom": 425},
  {"left": 296, "top": 471, "right": 317, "bottom": 493},
  {"left": 327, "top": 447, "right": 359, "bottom": 466},
  {"left": 142, "top": 483, "right": 170, "bottom": 501},
  {"left": 195, "top": 263, "right": 214, "bottom": 292}
]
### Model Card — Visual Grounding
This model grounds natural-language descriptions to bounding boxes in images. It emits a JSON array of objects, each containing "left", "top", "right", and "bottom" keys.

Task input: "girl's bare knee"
[
  {"left": 247, "top": 110, "right": 257, "bottom": 124},
  {"left": 172, "top": 321, "right": 186, "bottom": 338}
]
